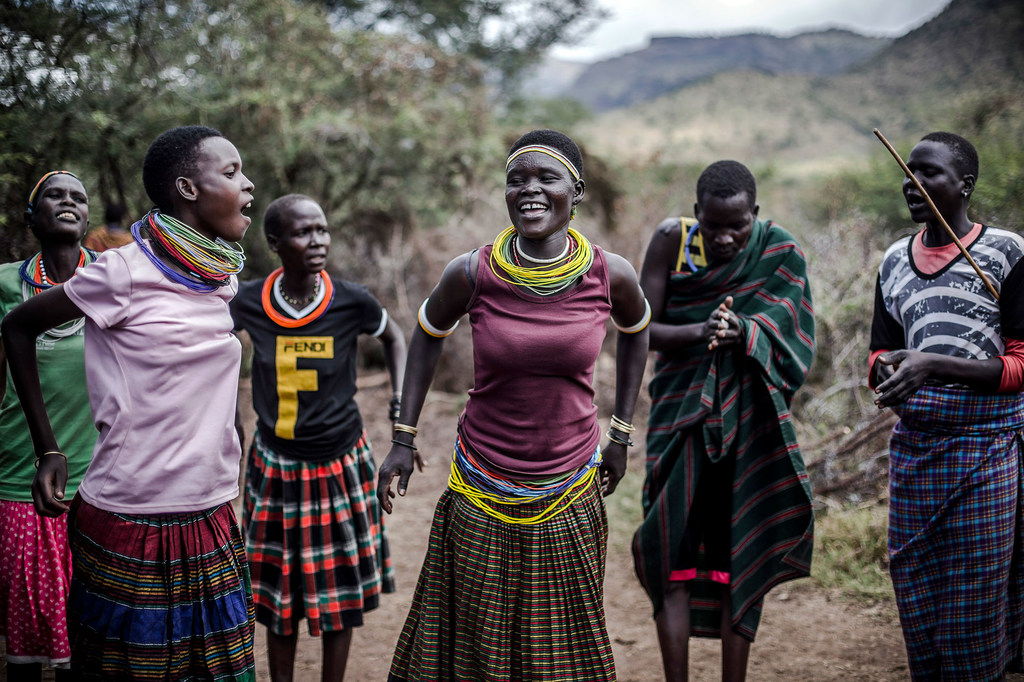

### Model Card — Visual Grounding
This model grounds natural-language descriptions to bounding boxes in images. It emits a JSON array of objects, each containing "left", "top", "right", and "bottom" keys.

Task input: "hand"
[
  {"left": 703, "top": 296, "right": 742, "bottom": 350},
  {"left": 376, "top": 442, "right": 426, "bottom": 514},
  {"left": 31, "top": 452, "right": 70, "bottom": 517},
  {"left": 874, "top": 350, "right": 932, "bottom": 408},
  {"left": 599, "top": 441, "right": 628, "bottom": 496}
]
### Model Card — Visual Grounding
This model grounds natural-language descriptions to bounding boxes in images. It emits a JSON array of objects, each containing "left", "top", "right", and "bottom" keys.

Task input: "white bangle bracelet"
[
  {"left": 614, "top": 298, "right": 652, "bottom": 334},
  {"left": 418, "top": 298, "right": 459, "bottom": 338}
]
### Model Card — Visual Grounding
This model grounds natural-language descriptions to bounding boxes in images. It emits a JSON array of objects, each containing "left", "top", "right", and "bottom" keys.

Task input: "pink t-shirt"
[{"left": 63, "top": 242, "right": 242, "bottom": 513}]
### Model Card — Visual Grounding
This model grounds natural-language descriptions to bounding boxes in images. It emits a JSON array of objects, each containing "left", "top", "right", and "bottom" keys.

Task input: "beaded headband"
[
  {"left": 27, "top": 170, "right": 81, "bottom": 213},
  {"left": 505, "top": 145, "right": 581, "bottom": 181}
]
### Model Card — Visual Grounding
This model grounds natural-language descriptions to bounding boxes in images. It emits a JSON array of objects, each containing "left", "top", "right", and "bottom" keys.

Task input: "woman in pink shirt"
[{"left": 2, "top": 125, "right": 258, "bottom": 681}]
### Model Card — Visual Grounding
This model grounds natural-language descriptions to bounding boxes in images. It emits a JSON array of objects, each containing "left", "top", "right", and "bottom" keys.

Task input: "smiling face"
[
  {"left": 269, "top": 199, "right": 331, "bottom": 276},
  {"left": 903, "top": 139, "right": 973, "bottom": 225},
  {"left": 28, "top": 174, "right": 90, "bottom": 245},
  {"left": 185, "top": 136, "right": 254, "bottom": 242},
  {"left": 505, "top": 151, "right": 584, "bottom": 246},
  {"left": 695, "top": 191, "right": 758, "bottom": 264}
]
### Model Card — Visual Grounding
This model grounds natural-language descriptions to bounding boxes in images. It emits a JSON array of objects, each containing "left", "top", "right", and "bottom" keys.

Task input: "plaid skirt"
[
  {"left": 889, "top": 385, "right": 1024, "bottom": 680},
  {"left": 243, "top": 432, "right": 393, "bottom": 637},
  {"left": 0, "top": 500, "right": 72, "bottom": 667},
  {"left": 68, "top": 497, "right": 256, "bottom": 681},
  {"left": 389, "top": 473, "right": 614, "bottom": 681}
]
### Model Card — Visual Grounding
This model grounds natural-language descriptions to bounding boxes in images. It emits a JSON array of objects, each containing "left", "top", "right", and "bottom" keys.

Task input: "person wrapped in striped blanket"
[{"left": 633, "top": 160, "right": 816, "bottom": 682}]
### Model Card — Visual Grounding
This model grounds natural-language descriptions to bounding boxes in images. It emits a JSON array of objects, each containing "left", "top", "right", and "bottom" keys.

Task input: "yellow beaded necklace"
[{"left": 489, "top": 225, "right": 594, "bottom": 295}]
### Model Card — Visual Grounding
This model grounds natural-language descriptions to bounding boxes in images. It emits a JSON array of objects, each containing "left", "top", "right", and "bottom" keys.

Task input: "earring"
[
  {"left": 962, "top": 190, "right": 969, "bottom": 197},
  {"left": 570, "top": 205, "right": 578, "bottom": 221}
]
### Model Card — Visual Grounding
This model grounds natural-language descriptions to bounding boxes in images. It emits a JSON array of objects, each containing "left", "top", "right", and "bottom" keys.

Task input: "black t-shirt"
[{"left": 231, "top": 275, "right": 385, "bottom": 461}]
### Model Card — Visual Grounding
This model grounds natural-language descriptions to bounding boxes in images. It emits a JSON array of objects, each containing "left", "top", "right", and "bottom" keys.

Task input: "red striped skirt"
[
  {"left": 389, "top": 475, "right": 614, "bottom": 681},
  {"left": 68, "top": 497, "right": 256, "bottom": 680},
  {"left": 243, "top": 432, "right": 393, "bottom": 637}
]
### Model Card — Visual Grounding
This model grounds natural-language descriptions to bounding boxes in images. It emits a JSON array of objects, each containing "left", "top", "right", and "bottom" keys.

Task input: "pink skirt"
[{"left": 0, "top": 500, "right": 72, "bottom": 667}]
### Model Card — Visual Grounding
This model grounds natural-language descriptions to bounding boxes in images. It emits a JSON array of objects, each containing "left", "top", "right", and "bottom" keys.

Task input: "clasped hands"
[{"left": 704, "top": 295, "right": 741, "bottom": 350}]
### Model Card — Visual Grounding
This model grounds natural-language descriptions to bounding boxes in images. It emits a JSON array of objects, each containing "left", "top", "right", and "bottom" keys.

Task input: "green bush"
[{"left": 813, "top": 505, "right": 892, "bottom": 601}]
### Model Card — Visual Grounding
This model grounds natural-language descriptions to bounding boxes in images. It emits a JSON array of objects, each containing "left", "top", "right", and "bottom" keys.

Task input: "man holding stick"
[{"left": 870, "top": 131, "right": 1024, "bottom": 679}]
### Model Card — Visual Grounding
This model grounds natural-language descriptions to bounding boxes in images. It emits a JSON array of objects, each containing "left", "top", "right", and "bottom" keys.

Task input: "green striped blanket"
[{"left": 632, "top": 219, "right": 816, "bottom": 640}]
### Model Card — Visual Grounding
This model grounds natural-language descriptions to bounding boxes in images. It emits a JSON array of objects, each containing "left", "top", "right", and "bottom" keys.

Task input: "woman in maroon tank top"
[{"left": 378, "top": 129, "right": 650, "bottom": 681}]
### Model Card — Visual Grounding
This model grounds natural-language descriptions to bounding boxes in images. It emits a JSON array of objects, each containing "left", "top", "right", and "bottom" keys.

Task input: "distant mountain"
[
  {"left": 576, "top": 0, "right": 1024, "bottom": 175},
  {"left": 570, "top": 29, "right": 891, "bottom": 112},
  {"left": 524, "top": 57, "right": 590, "bottom": 99},
  {"left": 850, "top": 0, "right": 1024, "bottom": 91}
]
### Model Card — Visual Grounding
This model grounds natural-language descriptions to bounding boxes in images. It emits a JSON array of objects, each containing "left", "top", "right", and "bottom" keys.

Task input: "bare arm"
[
  {"left": 377, "top": 251, "right": 476, "bottom": 513},
  {"left": 603, "top": 252, "right": 650, "bottom": 495},
  {"left": 378, "top": 314, "right": 407, "bottom": 420},
  {"left": 640, "top": 219, "right": 729, "bottom": 351},
  {"left": 0, "top": 285, "right": 83, "bottom": 516}
]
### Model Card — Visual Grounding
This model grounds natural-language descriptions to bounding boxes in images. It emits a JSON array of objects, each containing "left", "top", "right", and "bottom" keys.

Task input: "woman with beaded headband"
[
  {"left": 230, "top": 193, "right": 406, "bottom": 681},
  {"left": 2, "top": 126, "right": 258, "bottom": 681},
  {"left": 378, "top": 129, "right": 650, "bottom": 681},
  {"left": 0, "top": 171, "right": 96, "bottom": 682}
]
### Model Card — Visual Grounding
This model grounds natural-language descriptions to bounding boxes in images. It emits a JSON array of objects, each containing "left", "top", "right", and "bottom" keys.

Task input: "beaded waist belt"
[{"left": 447, "top": 435, "right": 601, "bottom": 525}]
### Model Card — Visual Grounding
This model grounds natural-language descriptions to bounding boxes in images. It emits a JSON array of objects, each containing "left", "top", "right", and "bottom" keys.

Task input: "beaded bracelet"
[{"left": 606, "top": 430, "right": 634, "bottom": 447}]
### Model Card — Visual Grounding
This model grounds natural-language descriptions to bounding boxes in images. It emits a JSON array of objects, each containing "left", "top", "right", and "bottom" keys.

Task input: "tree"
[
  {"left": 0, "top": 0, "right": 500, "bottom": 265},
  {"left": 313, "top": 0, "right": 606, "bottom": 89}
]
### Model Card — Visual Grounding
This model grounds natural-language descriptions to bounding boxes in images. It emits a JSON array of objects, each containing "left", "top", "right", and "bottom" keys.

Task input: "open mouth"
[
  {"left": 519, "top": 202, "right": 547, "bottom": 216},
  {"left": 56, "top": 211, "right": 78, "bottom": 221}
]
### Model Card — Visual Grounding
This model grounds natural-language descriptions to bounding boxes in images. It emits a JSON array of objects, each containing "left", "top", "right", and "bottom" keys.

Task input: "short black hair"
[
  {"left": 263, "top": 193, "right": 317, "bottom": 240},
  {"left": 142, "top": 125, "right": 223, "bottom": 211},
  {"left": 920, "top": 131, "right": 979, "bottom": 182},
  {"left": 696, "top": 160, "right": 757, "bottom": 208},
  {"left": 507, "top": 129, "right": 583, "bottom": 178}
]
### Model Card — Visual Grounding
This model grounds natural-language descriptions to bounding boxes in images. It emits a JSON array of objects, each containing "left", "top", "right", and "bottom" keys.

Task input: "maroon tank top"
[{"left": 458, "top": 243, "right": 612, "bottom": 477}]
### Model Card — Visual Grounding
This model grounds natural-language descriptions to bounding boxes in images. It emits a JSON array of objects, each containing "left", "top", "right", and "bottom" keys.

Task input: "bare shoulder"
[
  {"left": 655, "top": 216, "right": 683, "bottom": 238},
  {"left": 427, "top": 249, "right": 480, "bottom": 322},
  {"left": 603, "top": 250, "right": 640, "bottom": 286}
]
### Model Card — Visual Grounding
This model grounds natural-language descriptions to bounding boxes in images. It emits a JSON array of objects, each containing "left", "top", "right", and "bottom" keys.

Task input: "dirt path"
[{"left": 241, "top": 381, "right": 915, "bottom": 682}]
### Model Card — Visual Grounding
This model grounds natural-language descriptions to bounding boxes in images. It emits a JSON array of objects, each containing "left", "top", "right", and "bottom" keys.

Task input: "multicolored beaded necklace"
[
  {"left": 490, "top": 225, "right": 594, "bottom": 296},
  {"left": 448, "top": 435, "right": 600, "bottom": 525},
  {"left": 19, "top": 248, "right": 93, "bottom": 289},
  {"left": 131, "top": 210, "right": 245, "bottom": 292},
  {"left": 260, "top": 267, "right": 335, "bottom": 328},
  {"left": 18, "top": 248, "right": 97, "bottom": 338}
]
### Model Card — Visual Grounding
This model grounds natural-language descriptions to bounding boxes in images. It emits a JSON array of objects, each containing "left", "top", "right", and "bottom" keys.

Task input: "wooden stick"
[{"left": 872, "top": 128, "right": 999, "bottom": 300}]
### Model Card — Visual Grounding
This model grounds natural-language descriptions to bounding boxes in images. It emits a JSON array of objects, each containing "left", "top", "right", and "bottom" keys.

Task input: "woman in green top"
[{"left": 0, "top": 171, "right": 97, "bottom": 682}]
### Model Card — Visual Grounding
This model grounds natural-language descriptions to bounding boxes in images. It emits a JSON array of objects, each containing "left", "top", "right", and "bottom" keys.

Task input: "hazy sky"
[{"left": 551, "top": 0, "right": 952, "bottom": 62}]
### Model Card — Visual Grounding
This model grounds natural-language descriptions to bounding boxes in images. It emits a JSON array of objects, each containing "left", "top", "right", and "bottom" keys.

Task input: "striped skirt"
[
  {"left": 68, "top": 497, "right": 256, "bottom": 681},
  {"left": 0, "top": 500, "right": 72, "bottom": 667},
  {"left": 243, "top": 432, "right": 393, "bottom": 637},
  {"left": 889, "top": 385, "right": 1024, "bottom": 680},
  {"left": 389, "top": 471, "right": 614, "bottom": 681}
]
